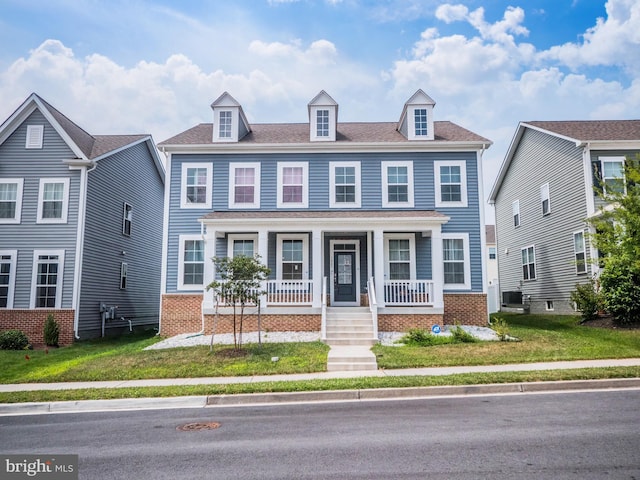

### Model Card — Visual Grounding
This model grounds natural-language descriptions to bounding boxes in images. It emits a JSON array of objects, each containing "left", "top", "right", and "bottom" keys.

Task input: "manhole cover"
[{"left": 176, "top": 422, "right": 221, "bottom": 431}]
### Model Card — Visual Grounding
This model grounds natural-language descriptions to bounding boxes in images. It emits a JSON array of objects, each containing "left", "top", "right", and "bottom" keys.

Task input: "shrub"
[
  {"left": 599, "top": 256, "right": 640, "bottom": 326},
  {"left": 43, "top": 313, "right": 60, "bottom": 347},
  {"left": 399, "top": 328, "right": 436, "bottom": 346},
  {"left": 451, "top": 325, "right": 477, "bottom": 343},
  {"left": 490, "top": 316, "right": 510, "bottom": 341},
  {"left": 570, "top": 277, "right": 602, "bottom": 323},
  {"left": 0, "top": 329, "right": 30, "bottom": 350}
]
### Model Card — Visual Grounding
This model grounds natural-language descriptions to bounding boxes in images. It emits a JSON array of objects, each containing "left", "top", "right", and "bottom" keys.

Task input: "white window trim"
[
  {"left": 177, "top": 234, "right": 205, "bottom": 290},
  {"left": 276, "top": 234, "right": 309, "bottom": 280},
  {"left": 383, "top": 233, "right": 416, "bottom": 280},
  {"left": 277, "top": 162, "right": 308, "bottom": 208},
  {"left": 180, "top": 162, "right": 212, "bottom": 209},
  {"left": 442, "top": 233, "right": 471, "bottom": 290},
  {"left": 227, "top": 234, "right": 259, "bottom": 258},
  {"left": 122, "top": 203, "right": 132, "bottom": 236},
  {"left": 599, "top": 156, "right": 626, "bottom": 195},
  {"left": 329, "top": 162, "right": 361, "bottom": 208},
  {"left": 309, "top": 106, "right": 336, "bottom": 142},
  {"left": 381, "top": 161, "right": 414, "bottom": 208},
  {"left": 407, "top": 106, "right": 434, "bottom": 141},
  {"left": 215, "top": 109, "right": 237, "bottom": 142},
  {"left": 0, "top": 250, "right": 17, "bottom": 308},
  {"left": 435, "top": 160, "right": 468, "bottom": 208},
  {"left": 0, "top": 178, "right": 24, "bottom": 224},
  {"left": 546, "top": 300, "right": 554, "bottom": 311},
  {"left": 36, "top": 178, "right": 70, "bottom": 224},
  {"left": 521, "top": 244, "right": 536, "bottom": 281},
  {"left": 26, "top": 125, "right": 44, "bottom": 149},
  {"left": 573, "top": 230, "right": 587, "bottom": 275},
  {"left": 513, "top": 200, "right": 520, "bottom": 227},
  {"left": 30, "top": 249, "right": 65, "bottom": 308},
  {"left": 229, "top": 162, "right": 261, "bottom": 209},
  {"left": 541, "top": 183, "right": 551, "bottom": 216},
  {"left": 120, "top": 262, "right": 128, "bottom": 290}
]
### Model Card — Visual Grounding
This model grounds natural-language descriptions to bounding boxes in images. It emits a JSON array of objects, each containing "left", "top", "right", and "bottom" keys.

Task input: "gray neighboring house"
[
  {"left": 488, "top": 120, "right": 640, "bottom": 314},
  {"left": 0, "top": 93, "right": 165, "bottom": 344}
]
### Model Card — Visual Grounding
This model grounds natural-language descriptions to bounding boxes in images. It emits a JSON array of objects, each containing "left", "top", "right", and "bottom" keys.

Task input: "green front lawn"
[{"left": 0, "top": 313, "right": 638, "bottom": 386}]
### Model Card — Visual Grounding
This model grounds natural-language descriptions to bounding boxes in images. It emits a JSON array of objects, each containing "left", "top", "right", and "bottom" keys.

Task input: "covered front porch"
[{"left": 199, "top": 210, "right": 450, "bottom": 315}]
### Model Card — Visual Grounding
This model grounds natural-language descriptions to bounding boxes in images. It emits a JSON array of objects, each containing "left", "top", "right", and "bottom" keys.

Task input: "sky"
[{"left": 1, "top": 0, "right": 638, "bottom": 222}]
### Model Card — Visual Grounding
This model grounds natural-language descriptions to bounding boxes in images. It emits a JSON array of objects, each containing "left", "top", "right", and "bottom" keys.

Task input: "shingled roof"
[
  {"left": 159, "top": 121, "right": 490, "bottom": 146},
  {"left": 525, "top": 120, "right": 640, "bottom": 142}
]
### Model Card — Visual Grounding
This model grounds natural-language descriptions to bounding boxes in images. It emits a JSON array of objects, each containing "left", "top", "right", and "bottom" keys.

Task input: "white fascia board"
[
  {"left": 578, "top": 140, "right": 640, "bottom": 150},
  {"left": 160, "top": 140, "right": 492, "bottom": 155}
]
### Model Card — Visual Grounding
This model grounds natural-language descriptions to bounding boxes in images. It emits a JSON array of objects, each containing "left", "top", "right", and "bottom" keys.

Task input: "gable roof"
[
  {"left": 0, "top": 93, "right": 164, "bottom": 181},
  {"left": 159, "top": 120, "right": 490, "bottom": 147},
  {"left": 488, "top": 119, "right": 640, "bottom": 203}
]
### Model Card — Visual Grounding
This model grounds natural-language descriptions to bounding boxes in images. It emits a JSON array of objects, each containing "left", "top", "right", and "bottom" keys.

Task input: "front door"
[{"left": 334, "top": 251, "right": 357, "bottom": 304}]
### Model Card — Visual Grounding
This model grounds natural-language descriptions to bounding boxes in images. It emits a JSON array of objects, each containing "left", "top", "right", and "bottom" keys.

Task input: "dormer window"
[
  {"left": 308, "top": 91, "right": 338, "bottom": 142},
  {"left": 219, "top": 111, "right": 232, "bottom": 138},
  {"left": 317, "top": 110, "right": 329, "bottom": 137},
  {"left": 414, "top": 109, "right": 428, "bottom": 136}
]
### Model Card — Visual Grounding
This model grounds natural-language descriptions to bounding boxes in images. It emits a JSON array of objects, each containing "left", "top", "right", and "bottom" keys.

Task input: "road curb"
[{"left": 1, "top": 378, "right": 638, "bottom": 416}]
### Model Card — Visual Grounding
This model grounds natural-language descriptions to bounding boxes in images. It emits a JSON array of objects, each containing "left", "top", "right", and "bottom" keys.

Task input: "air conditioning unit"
[{"left": 502, "top": 291, "right": 523, "bottom": 305}]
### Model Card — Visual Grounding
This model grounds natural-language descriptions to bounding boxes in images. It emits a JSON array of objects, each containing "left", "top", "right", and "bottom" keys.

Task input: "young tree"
[
  {"left": 207, "top": 255, "right": 270, "bottom": 351},
  {"left": 588, "top": 154, "right": 640, "bottom": 325}
]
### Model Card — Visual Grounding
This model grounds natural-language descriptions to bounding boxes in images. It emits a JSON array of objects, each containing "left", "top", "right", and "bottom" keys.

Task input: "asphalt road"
[{"left": 1, "top": 389, "right": 639, "bottom": 479}]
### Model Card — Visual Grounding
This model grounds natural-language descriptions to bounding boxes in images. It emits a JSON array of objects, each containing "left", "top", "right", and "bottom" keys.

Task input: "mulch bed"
[{"left": 581, "top": 314, "right": 640, "bottom": 330}]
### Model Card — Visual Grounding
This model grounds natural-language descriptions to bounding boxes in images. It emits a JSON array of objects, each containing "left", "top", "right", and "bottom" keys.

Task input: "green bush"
[
  {"left": 570, "top": 277, "right": 602, "bottom": 323},
  {"left": 599, "top": 256, "right": 640, "bottom": 325},
  {"left": 43, "top": 313, "right": 60, "bottom": 347},
  {"left": 490, "top": 316, "right": 511, "bottom": 341},
  {"left": 399, "top": 328, "right": 437, "bottom": 346},
  {"left": 0, "top": 329, "right": 30, "bottom": 350},
  {"left": 451, "top": 325, "right": 477, "bottom": 343}
]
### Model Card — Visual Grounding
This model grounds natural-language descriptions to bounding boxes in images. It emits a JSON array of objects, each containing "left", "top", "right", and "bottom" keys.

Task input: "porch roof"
[{"left": 199, "top": 209, "right": 450, "bottom": 229}]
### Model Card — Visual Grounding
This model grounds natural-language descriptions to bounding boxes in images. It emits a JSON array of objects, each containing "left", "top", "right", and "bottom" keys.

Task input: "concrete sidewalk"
[{"left": 2, "top": 358, "right": 639, "bottom": 394}]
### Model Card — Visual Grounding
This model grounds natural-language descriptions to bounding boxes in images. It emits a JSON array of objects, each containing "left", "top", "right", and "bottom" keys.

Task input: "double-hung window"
[
  {"left": 181, "top": 163, "right": 212, "bottom": 209},
  {"left": 0, "top": 179, "right": 23, "bottom": 223},
  {"left": 382, "top": 161, "right": 414, "bottom": 207},
  {"left": 573, "top": 231, "right": 587, "bottom": 274},
  {"left": 277, "top": 234, "right": 308, "bottom": 280},
  {"left": 330, "top": 162, "right": 361, "bottom": 208},
  {"left": 600, "top": 157, "right": 625, "bottom": 195},
  {"left": 219, "top": 111, "right": 232, "bottom": 139},
  {"left": 414, "top": 108, "right": 428, "bottom": 136},
  {"left": 228, "top": 234, "right": 258, "bottom": 258},
  {"left": 277, "top": 162, "right": 307, "bottom": 208},
  {"left": 387, "top": 238, "right": 411, "bottom": 280},
  {"left": 513, "top": 200, "right": 520, "bottom": 227},
  {"left": 541, "top": 183, "right": 550, "bottom": 215},
  {"left": 122, "top": 203, "right": 132, "bottom": 236},
  {"left": 0, "top": 251, "right": 17, "bottom": 308},
  {"left": 229, "top": 163, "right": 260, "bottom": 208},
  {"left": 120, "top": 263, "right": 128, "bottom": 290},
  {"left": 317, "top": 110, "right": 329, "bottom": 137},
  {"left": 178, "top": 235, "right": 204, "bottom": 289},
  {"left": 37, "top": 178, "right": 70, "bottom": 223},
  {"left": 435, "top": 161, "right": 467, "bottom": 207},
  {"left": 442, "top": 233, "right": 470, "bottom": 289},
  {"left": 521, "top": 245, "right": 536, "bottom": 281},
  {"left": 31, "top": 250, "right": 64, "bottom": 308}
]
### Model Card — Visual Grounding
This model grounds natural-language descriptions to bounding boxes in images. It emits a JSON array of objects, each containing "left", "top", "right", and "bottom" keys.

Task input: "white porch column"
[
  {"left": 203, "top": 228, "right": 216, "bottom": 310},
  {"left": 431, "top": 226, "right": 445, "bottom": 309},
  {"left": 257, "top": 228, "right": 269, "bottom": 307},
  {"left": 373, "top": 228, "right": 385, "bottom": 307},
  {"left": 312, "top": 229, "right": 323, "bottom": 308}
]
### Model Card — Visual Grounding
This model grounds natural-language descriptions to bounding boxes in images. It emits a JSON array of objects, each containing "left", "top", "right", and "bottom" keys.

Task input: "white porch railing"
[
  {"left": 367, "top": 277, "right": 378, "bottom": 340},
  {"left": 383, "top": 280, "right": 434, "bottom": 306},
  {"left": 265, "top": 279, "right": 314, "bottom": 305}
]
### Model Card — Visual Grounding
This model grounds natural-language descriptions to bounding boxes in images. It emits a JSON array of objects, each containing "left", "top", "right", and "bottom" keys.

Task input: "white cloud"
[{"left": 540, "top": 0, "right": 640, "bottom": 73}]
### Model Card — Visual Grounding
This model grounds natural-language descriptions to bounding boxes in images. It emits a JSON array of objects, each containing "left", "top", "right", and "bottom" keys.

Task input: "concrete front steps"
[{"left": 325, "top": 307, "right": 378, "bottom": 371}]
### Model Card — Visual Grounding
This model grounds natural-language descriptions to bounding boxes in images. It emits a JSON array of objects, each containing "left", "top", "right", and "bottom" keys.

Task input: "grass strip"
[{"left": 1, "top": 366, "right": 638, "bottom": 404}]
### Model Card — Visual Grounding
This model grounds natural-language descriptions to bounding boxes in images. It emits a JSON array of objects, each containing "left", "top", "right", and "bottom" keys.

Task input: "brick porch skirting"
[
  {"left": 0, "top": 309, "right": 75, "bottom": 346},
  {"left": 443, "top": 293, "right": 488, "bottom": 326},
  {"left": 378, "top": 314, "right": 443, "bottom": 332}
]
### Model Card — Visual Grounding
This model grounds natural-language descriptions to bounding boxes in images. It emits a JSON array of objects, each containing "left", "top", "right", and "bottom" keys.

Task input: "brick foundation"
[
  {"left": 0, "top": 310, "right": 75, "bottom": 346},
  {"left": 443, "top": 293, "right": 488, "bottom": 326},
  {"left": 378, "top": 314, "right": 443, "bottom": 332}
]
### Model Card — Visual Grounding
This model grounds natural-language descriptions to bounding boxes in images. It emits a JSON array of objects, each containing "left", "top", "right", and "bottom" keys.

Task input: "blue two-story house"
[
  {"left": 158, "top": 90, "right": 491, "bottom": 339},
  {"left": 0, "top": 93, "right": 165, "bottom": 344}
]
